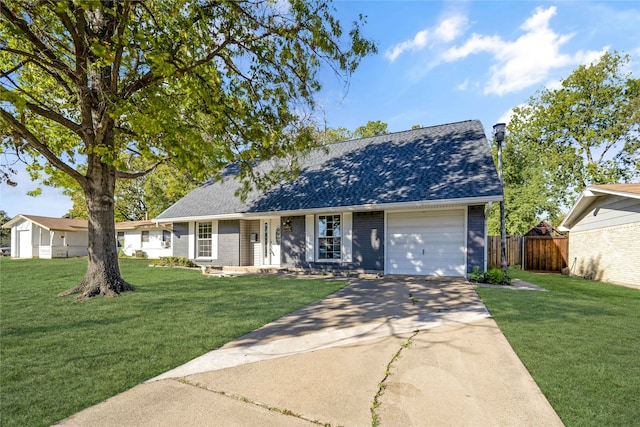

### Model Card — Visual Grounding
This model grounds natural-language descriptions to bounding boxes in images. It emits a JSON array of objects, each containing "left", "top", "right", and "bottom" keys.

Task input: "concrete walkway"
[{"left": 57, "top": 276, "right": 563, "bottom": 426}]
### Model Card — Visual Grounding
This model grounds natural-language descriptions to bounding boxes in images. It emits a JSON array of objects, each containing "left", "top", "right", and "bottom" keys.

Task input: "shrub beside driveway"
[
  {"left": 0, "top": 258, "right": 345, "bottom": 427},
  {"left": 476, "top": 270, "right": 640, "bottom": 427}
]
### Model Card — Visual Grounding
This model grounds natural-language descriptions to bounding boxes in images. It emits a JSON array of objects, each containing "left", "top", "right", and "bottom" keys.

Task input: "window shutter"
[
  {"left": 305, "top": 215, "right": 314, "bottom": 262},
  {"left": 211, "top": 221, "right": 218, "bottom": 259},
  {"left": 342, "top": 212, "right": 352, "bottom": 262},
  {"left": 188, "top": 222, "right": 195, "bottom": 259}
]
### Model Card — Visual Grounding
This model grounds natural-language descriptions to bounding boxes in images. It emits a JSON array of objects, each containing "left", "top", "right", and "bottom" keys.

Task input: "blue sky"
[{"left": 2, "top": 0, "right": 639, "bottom": 218}]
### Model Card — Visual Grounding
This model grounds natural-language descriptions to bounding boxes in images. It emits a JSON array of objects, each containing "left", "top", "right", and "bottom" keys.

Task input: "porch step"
[{"left": 201, "top": 266, "right": 283, "bottom": 276}]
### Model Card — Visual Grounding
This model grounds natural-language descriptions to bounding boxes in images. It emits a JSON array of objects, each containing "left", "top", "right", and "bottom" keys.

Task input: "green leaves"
[
  {"left": 491, "top": 51, "right": 640, "bottom": 234},
  {"left": 1, "top": 0, "right": 377, "bottom": 195}
]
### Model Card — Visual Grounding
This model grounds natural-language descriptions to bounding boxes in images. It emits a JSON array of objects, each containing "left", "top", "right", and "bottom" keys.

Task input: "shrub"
[
  {"left": 151, "top": 256, "right": 197, "bottom": 268},
  {"left": 469, "top": 266, "right": 511, "bottom": 285}
]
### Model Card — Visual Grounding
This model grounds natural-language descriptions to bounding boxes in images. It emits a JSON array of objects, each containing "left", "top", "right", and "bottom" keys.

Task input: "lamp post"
[{"left": 493, "top": 123, "right": 508, "bottom": 282}]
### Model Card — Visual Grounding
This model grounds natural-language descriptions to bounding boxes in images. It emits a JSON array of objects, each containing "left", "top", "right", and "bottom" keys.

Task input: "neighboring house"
[
  {"left": 2, "top": 215, "right": 173, "bottom": 259},
  {"left": 560, "top": 183, "right": 640, "bottom": 287},
  {"left": 2, "top": 215, "right": 89, "bottom": 259},
  {"left": 116, "top": 220, "right": 173, "bottom": 258},
  {"left": 155, "top": 120, "right": 503, "bottom": 277}
]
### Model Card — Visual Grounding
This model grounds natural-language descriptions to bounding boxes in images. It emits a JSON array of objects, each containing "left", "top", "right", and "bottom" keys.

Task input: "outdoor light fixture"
[
  {"left": 493, "top": 123, "right": 505, "bottom": 143},
  {"left": 493, "top": 122, "right": 508, "bottom": 283}
]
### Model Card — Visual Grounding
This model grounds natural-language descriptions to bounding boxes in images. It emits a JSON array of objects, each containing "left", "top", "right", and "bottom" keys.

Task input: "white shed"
[
  {"left": 2, "top": 215, "right": 89, "bottom": 259},
  {"left": 560, "top": 183, "right": 640, "bottom": 287}
]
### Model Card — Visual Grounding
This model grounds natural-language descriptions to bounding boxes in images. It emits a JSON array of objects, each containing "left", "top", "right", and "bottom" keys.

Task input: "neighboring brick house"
[
  {"left": 560, "top": 183, "right": 640, "bottom": 287},
  {"left": 155, "top": 120, "right": 503, "bottom": 277}
]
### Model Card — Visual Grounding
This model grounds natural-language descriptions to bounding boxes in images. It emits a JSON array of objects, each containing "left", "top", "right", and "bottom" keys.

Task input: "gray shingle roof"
[{"left": 156, "top": 120, "right": 502, "bottom": 219}]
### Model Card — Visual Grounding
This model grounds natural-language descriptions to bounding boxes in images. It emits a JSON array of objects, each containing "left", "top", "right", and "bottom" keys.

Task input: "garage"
[{"left": 386, "top": 209, "right": 466, "bottom": 276}]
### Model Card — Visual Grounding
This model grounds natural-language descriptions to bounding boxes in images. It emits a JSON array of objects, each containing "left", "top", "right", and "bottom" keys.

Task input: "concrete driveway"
[{"left": 57, "top": 276, "right": 563, "bottom": 426}]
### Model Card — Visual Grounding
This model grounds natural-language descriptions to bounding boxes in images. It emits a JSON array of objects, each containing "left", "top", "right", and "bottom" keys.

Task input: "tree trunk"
[{"left": 60, "top": 159, "right": 134, "bottom": 300}]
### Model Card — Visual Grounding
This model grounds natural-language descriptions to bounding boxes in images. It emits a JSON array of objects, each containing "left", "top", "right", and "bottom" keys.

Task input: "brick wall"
[{"left": 569, "top": 222, "right": 640, "bottom": 286}]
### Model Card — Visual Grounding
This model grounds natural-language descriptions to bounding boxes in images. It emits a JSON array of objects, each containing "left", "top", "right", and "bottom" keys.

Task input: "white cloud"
[
  {"left": 544, "top": 79, "right": 563, "bottom": 91},
  {"left": 385, "top": 29, "right": 430, "bottom": 62},
  {"left": 575, "top": 47, "right": 610, "bottom": 67},
  {"left": 441, "top": 6, "right": 605, "bottom": 95},
  {"left": 457, "top": 79, "right": 469, "bottom": 91},
  {"left": 385, "top": 14, "right": 467, "bottom": 62},
  {"left": 496, "top": 105, "right": 523, "bottom": 126},
  {"left": 434, "top": 15, "right": 468, "bottom": 43}
]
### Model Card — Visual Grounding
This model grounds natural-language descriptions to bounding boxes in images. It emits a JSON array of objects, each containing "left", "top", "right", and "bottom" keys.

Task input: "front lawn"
[
  {"left": 0, "top": 258, "right": 345, "bottom": 427},
  {"left": 476, "top": 270, "right": 640, "bottom": 426}
]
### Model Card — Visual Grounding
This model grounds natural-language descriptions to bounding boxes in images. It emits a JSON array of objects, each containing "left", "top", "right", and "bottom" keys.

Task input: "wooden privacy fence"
[
  {"left": 488, "top": 235, "right": 568, "bottom": 272},
  {"left": 487, "top": 235, "right": 522, "bottom": 268}
]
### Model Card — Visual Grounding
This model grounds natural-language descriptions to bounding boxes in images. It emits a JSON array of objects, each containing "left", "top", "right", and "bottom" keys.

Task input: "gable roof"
[
  {"left": 560, "top": 183, "right": 640, "bottom": 230},
  {"left": 524, "top": 220, "right": 564, "bottom": 237},
  {"left": 156, "top": 120, "right": 502, "bottom": 221},
  {"left": 2, "top": 215, "right": 169, "bottom": 232},
  {"left": 2, "top": 214, "right": 88, "bottom": 231}
]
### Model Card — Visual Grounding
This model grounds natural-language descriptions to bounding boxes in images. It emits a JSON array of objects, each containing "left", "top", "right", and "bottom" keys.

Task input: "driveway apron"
[{"left": 57, "top": 276, "right": 563, "bottom": 427}]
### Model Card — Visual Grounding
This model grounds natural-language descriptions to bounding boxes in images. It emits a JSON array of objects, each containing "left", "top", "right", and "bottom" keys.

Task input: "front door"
[
  {"left": 18, "top": 230, "right": 31, "bottom": 258},
  {"left": 263, "top": 218, "right": 281, "bottom": 266}
]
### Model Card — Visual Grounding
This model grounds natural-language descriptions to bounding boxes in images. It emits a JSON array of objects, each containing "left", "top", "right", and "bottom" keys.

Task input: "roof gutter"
[{"left": 153, "top": 195, "right": 502, "bottom": 224}]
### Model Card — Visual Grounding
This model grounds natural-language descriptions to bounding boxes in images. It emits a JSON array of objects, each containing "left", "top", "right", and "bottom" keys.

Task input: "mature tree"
[
  {"left": 489, "top": 51, "right": 640, "bottom": 235},
  {"left": 508, "top": 51, "right": 639, "bottom": 208},
  {"left": 0, "top": 1, "right": 375, "bottom": 299},
  {"left": 486, "top": 129, "right": 562, "bottom": 235},
  {"left": 353, "top": 119, "right": 388, "bottom": 138}
]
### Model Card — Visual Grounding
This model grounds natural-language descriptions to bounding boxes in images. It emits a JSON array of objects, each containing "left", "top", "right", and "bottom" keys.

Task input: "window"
[
  {"left": 162, "top": 230, "right": 171, "bottom": 247},
  {"left": 141, "top": 230, "right": 149, "bottom": 243},
  {"left": 318, "top": 215, "right": 341, "bottom": 260},
  {"left": 197, "top": 222, "right": 212, "bottom": 258},
  {"left": 117, "top": 232, "right": 124, "bottom": 248}
]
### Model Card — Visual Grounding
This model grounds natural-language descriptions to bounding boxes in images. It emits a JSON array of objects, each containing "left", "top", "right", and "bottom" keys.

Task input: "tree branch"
[
  {"left": 116, "top": 159, "right": 165, "bottom": 179},
  {"left": 0, "top": 46, "right": 74, "bottom": 95},
  {"left": 110, "top": 2, "right": 132, "bottom": 94},
  {"left": 0, "top": 3, "right": 77, "bottom": 82},
  {"left": 0, "top": 107, "right": 86, "bottom": 187},
  {"left": 25, "top": 102, "right": 83, "bottom": 135}
]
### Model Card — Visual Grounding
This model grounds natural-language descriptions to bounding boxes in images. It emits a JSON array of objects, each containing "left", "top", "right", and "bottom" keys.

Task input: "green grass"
[
  {"left": 0, "top": 258, "right": 345, "bottom": 427},
  {"left": 476, "top": 270, "right": 640, "bottom": 426}
]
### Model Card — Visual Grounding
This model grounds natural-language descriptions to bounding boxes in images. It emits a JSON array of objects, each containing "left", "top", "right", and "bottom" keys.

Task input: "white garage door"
[{"left": 387, "top": 209, "right": 466, "bottom": 276}]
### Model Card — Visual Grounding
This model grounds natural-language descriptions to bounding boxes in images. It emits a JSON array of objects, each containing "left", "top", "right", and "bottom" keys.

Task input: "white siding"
[
  {"left": 572, "top": 195, "right": 640, "bottom": 232},
  {"left": 65, "top": 231, "right": 88, "bottom": 257},
  {"left": 120, "top": 229, "right": 172, "bottom": 259}
]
